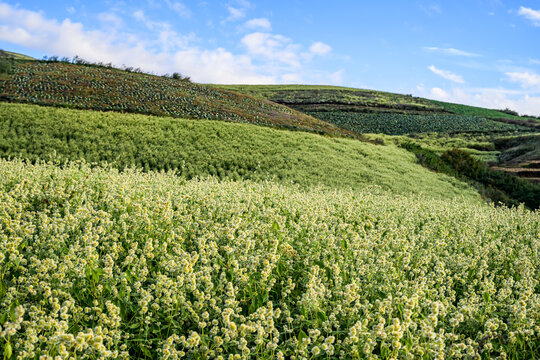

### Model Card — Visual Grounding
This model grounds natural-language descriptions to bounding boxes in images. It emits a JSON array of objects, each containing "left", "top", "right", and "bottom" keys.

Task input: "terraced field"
[
  {"left": 0, "top": 61, "right": 348, "bottom": 136},
  {"left": 215, "top": 84, "right": 443, "bottom": 113},
  {"left": 305, "top": 111, "right": 526, "bottom": 135}
]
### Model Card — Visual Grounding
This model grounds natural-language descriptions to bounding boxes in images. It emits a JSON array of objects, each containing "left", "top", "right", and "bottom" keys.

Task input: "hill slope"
[
  {"left": 0, "top": 61, "right": 349, "bottom": 136},
  {"left": 215, "top": 84, "right": 533, "bottom": 135},
  {"left": 0, "top": 102, "right": 479, "bottom": 200}
]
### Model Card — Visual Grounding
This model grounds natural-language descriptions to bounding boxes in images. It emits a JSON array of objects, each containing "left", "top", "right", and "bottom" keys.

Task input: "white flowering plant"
[{"left": 0, "top": 159, "right": 538, "bottom": 359}]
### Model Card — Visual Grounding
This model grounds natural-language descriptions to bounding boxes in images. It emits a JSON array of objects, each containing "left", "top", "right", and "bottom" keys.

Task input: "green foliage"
[
  {"left": 305, "top": 111, "right": 526, "bottom": 135},
  {"left": 430, "top": 100, "right": 532, "bottom": 121},
  {"left": 0, "top": 159, "right": 538, "bottom": 358},
  {"left": 0, "top": 102, "right": 479, "bottom": 200},
  {"left": 442, "top": 149, "right": 540, "bottom": 209},
  {"left": 0, "top": 61, "right": 345, "bottom": 136},
  {"left": 215, "top": 84, "right": 443, "bottom": 112}
]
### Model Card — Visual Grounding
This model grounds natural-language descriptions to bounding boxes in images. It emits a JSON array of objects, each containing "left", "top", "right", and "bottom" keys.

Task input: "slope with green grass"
[
  {"left": 0, "top": 61, "right": 348, "bottom": 136},
  {"left": 0, "top": 102, "right": 479, "bottom": 201}
]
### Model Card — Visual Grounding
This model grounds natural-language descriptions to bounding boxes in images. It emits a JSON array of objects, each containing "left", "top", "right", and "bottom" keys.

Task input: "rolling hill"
[
  {"left": 0, "top": 52, "right": 539, "bottom": 359},
  {"left": 0, "top": 60, "right": 349, "bottom": 137}
]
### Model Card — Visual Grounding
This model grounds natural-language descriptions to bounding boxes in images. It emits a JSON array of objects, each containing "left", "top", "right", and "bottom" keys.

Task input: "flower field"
[
  {"left": 1, "top": 159, "right": 539, "bottom": 359},
  {"left": 0, "top": 62, "right": 346, "bottom": 136}
]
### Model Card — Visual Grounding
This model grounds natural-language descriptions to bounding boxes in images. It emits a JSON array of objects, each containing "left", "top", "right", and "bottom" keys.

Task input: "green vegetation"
[
  {"left": 0, "top": 49, "right": 35, "bottom": 61},
  {"left": 215, "top": 84, "right": 443, "bottom": 113},
  {"left": 0, "top": 102, "right": 478, "bottom": 200},
  {"left": 430, "top": 100, "right": 536, "bottom": 121},
  {"left": 400, "top": 142, "right": 540, "bottom": 209},
  {"left": 0, "top": 61, "right": 346, "bottom": 136},
  {"left": 303, "top": 111, "right": 526, "bottom": 135},
  {"left": 1, "top": 159, "right": 538, "bottom": 359}
]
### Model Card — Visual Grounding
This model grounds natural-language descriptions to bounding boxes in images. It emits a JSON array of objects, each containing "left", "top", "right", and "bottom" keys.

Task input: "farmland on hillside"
[
  {"left": 304, "top": 111, "right": 526, "bottom": 135},
  {"left": 0, "top": 159, "right": 538, "bottom": 359},
  {"left": 0, "top": 61, "right": 346, "bottom": 136},
  {"left": 0, "top": 103, "right": 477, "bottom": 200},
  {"left": 214, "top": 85, "right": 443, "bottom": 113}
]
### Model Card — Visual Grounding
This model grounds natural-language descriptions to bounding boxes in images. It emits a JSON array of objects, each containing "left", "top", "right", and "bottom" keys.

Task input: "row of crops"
[
  {"left": 306, "top": 111, "right": 528, "bottom": 135},
  {"left": 0, "top": 61, "right": 344, "bottom": 136},
  {"left": 0, "top": 159, "right": 538, "bottom": 358},
  {"left": 215, "top": 85, "right": 443, "bottom": 112}
]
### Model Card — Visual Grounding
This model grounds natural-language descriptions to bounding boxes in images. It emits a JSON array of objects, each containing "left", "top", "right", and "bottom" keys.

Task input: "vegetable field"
[
  {"left": 305, "top": 111, "right": 527, "bottom": 135},
  {"left": 0, "top": 159, "right": 538, "bottom": 359},
  {"left": 0, "top": 61, "right": 346, "bottom": 136}
]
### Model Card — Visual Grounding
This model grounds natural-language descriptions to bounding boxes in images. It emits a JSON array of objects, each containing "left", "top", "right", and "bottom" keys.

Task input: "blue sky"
[{"left": 1, "top": 1, "right": 540, "bottom": 115}]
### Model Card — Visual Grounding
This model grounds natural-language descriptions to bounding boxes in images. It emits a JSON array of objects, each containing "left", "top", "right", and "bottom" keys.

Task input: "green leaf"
[
  {"left": 4, "top": 342, "right": 12, "bottom": 360},
  {"left": 297, "top": 329, "right": 308, "bottom": 343},
  {"left": 272, "top": 220, "right": 280, "bottom": 232},
  {"left": 139, "top": 345, "right": 152, "bottom": 358}
]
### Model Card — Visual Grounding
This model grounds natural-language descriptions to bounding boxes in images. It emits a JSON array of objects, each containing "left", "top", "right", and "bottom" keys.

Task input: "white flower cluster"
[{"left": 0, "top": 159, "right": 538, "bottom": 359}]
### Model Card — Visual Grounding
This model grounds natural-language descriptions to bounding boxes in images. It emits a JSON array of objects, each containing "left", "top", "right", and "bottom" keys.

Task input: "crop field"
[
  {"left": 214, "top": 85, "right": 443, "bottom": 113},
  {"left": 0, "top": 103, "right": 478, "bottom": 200},
  {"left": 304, "top": 111, "right": 527, "bottom": 135},
  {"left": 430, "top": 100, "right": 539, "bottom": 122},
  {"left": 0, "top": 61, "right": 346, "bottom": 136},
  {"left": 0, "top": 159, "right": 538, "bottom": 359}
]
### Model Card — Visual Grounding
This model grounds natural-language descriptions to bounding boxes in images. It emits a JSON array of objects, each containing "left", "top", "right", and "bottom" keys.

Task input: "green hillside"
[
  {"left": 1, "top": 159, "right": 538, "bottom": 359},
  {"left": 0, "top": 61, "right": 349, "bottom": 136},
  {"left": 0, "top": 102, "right": 478, "bottom": 200},
  {"left": 214, "top": 84, "right": 443, "bottom": 113},
  {"left": 215, "top": 84, "right": 534, "bottom": 134}
]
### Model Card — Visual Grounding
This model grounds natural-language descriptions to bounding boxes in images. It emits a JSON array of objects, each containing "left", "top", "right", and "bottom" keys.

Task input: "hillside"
[
  {"left": 216, "top": 85, "right": 539, "bottom": 183},
  {"left": 215, "top": 84, "right": 535, "bottom": 134},
  {"left": 1, "top": 159, "right": 538, "bottom": 359},
  {"left": 0, "top": 60, "right": 349, "bottom": 136},
  {"left": 0, "top": 102, "right": 479, "bottom": 200}
]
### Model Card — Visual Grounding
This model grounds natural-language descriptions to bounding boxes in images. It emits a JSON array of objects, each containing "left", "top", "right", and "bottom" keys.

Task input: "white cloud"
[
  {"left": 428, "top": 65, "right": 465, "bottom": 83},
  {"left": 98, "top": 12, "right": 123, "bottom": 29},
  {"left": 309, "top": 42, "right": 332, "bottom": 56},
  {"left": 430, "top": 87, "right": 450, "bottom": 99},
  {"left": 243, "top": 18, "right": 271, "bottom": 31},
  {"left": 241, "top": 32, "right": 301, "bottom": 67},
  {"left": 506, "top": 71, "right": 540, "bottom": 88},
  {"left": 0, "top": 2, "right": 341, "bottom": 85},
  {"left": 425, "top": 46, "right": 480, "bottom": 57},
  {"left": 226, "top": 6, "right": 245, "bottom": 21},
  {"left": 165, "top": 1, "right": 191, "bottom": 19},
  {"left": 530, "top": 58, "right": 540, "bottom": 65},
  {"left": 517, "top": 6, "right": 540, "bottom": 26},
  {"left": 0, "top": 3, "right": 267, "bottom": 83}
]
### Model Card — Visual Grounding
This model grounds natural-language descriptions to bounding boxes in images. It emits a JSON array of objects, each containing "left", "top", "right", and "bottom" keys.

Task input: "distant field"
[
  {"left": 304, "top": 111, "right": 527, "bottom": 135},
  {"left": 0, "top": 102, "right": 479, "bottom": 200},
  {"left": 430, "top": 100, "right": 537, "bottom": 121},
  {"left": 0, "top": 61, "right": 348, "bottom": 136},
  {"left": 214, "top": 84, "right": 443, "bottom": 112}
]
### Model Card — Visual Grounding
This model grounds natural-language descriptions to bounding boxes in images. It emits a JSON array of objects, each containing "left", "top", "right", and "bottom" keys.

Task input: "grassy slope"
[
  {"left": 0, "top": 61, "right": 349, "bottom": 136},
  {"left": 0, "top": 102, "right": 479, "bottom": 201},
  {"left": 1, "top": 159, "right": 538, "bottom": 359}
]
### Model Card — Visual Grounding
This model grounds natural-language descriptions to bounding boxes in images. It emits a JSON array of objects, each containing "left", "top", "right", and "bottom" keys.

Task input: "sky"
[{"left": 1, "top": 1, "right": 540, "bottom": 115}]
